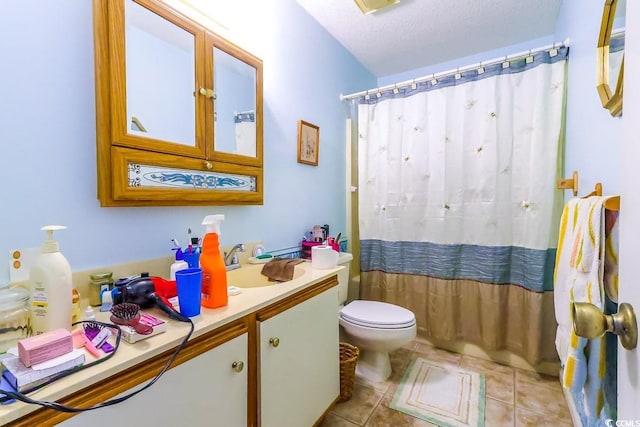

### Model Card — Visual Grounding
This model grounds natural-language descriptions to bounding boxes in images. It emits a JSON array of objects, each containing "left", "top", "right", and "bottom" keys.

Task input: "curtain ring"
[
  {"left": 364, "top": 89, "right": 371, "bottom": 100},
  {"left": 411, "top": 78, "right": 417, "bottom": 90},
  {"left": 526, "top": 49, "right": 534, "bottom": 63},
  {"left": 430, "top": 73, "right": 437, "bottom": 85},
  {"left": 393, "top": 84, "right": 399, "bottom": 94}
]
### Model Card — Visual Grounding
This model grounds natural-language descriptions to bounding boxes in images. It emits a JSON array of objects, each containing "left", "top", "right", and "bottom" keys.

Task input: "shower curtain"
[{"left": 356, "top": 48, "right": 568, "bottom": 365}]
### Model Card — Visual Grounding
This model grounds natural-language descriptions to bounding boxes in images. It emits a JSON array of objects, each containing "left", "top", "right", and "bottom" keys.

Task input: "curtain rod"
[{"left": 339, "top": 38, "right": 571, "bottom": 101}]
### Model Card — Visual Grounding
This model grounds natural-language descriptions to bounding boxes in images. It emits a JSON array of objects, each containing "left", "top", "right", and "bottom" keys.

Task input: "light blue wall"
[
  {"left": 0, "top": 0, "right": 375, "bottom": 286},
  {"left": 555, "top": 0, "right": 622, "bottom": 195}
]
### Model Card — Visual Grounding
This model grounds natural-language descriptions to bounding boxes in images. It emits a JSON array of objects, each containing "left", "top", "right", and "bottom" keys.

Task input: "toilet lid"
[{"left": 340, "top": 300, "right": 416, "bottom": 329}]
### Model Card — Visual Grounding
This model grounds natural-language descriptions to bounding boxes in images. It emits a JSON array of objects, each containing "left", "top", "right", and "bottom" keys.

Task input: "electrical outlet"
[{"left": 9, "top": 248, "right": 39, "bottom": 284}]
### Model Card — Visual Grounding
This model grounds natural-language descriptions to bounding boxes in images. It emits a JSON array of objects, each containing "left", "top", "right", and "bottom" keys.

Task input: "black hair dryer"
[{"left": 114, "top": 273, "right": 189, "bottom": 322}]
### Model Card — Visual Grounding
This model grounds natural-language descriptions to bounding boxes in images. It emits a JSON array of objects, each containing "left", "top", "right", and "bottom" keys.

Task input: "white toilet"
[{"left": 336, "top": 252, "right": 417, "bottom": 383}]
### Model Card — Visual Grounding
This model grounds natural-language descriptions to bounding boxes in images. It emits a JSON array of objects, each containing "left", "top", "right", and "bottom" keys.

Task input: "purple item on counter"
[{"left": 83, "top": 324, "right": 116, "bottom": 354}]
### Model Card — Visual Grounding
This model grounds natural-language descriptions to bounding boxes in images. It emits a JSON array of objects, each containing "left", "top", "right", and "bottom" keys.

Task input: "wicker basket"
[{"left": 338, "top": 342, "right": 360, "bottom": 403}]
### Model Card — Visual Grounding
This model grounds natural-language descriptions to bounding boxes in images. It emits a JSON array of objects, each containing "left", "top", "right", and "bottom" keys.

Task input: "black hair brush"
[{"left": 110, "top": 303, "right": 153, "bottom": 335}]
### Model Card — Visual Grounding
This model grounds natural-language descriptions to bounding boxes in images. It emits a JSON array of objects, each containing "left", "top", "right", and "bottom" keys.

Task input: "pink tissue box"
[{"left": 18, "top": 328, "right": 73, "bottom": 367}]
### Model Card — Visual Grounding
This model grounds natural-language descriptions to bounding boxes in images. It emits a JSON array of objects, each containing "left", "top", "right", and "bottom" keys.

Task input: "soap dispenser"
[
  {"left": 170, "top": 248, "right": 189, "bottom": 280},
  {"left": 29, "top": 225, "right": 73, "bottom": 334},
  {"left": 200, "top": 215, "right": 228, "bottom": 308}
]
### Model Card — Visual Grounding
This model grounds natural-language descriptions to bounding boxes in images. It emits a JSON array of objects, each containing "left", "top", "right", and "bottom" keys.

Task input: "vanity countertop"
[{"left": 0, "top": 261, "right": 342, "bottom": 425}]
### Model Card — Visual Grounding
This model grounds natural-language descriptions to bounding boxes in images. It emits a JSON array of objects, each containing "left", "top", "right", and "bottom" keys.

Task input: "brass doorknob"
[
  {"left": 572, "top": 302, "right": 638, "bottom": 350},
  {"left": 204, "top": 161, "right": 213, "bottom": 170},
  {"left": 232, "top": 361, "right": 244, "bottom": 373},
  {"left": 269, "top": 337, "right": 280, "bottom": 348}
]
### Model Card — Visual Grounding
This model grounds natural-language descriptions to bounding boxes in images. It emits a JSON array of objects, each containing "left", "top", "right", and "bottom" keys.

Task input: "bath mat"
[{"left": 390, "top": 358, "right": 485, "bottom": 427}]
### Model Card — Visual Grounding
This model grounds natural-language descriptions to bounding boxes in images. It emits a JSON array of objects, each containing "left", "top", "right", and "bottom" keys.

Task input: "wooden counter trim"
[
  {"left": 7, "top": 318, "right": 249, "bottom": 427},
  {"left": 255, "top": 275, "right": 338, "bottom": 322}
]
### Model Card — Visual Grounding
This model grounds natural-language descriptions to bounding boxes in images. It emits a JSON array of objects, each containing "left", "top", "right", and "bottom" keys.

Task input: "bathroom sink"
[{"left": 226, "top": 263, "right": 305, "bottom": 288}]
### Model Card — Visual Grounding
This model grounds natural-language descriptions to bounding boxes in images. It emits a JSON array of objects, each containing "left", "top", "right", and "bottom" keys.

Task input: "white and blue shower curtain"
[{"left": 357, "top": 47, "right": 568, "bottom": 364}]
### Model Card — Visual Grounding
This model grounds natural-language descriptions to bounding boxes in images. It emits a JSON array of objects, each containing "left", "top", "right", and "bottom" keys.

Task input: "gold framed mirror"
[{"left": 596, "top": 0, "right": 625, "bottom": 117}]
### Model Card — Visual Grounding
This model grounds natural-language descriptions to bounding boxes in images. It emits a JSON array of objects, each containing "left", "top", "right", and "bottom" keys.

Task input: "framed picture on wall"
[{"left": 297, "top": 120, "right": 319, "bottom": 166}]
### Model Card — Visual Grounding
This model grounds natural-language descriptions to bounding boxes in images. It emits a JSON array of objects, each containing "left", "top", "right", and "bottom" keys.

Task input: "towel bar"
[
  {"left": 557, "top": 171, "right": 620, "bottom": 211},
  {"left": 557, "top": 170, "right": 579, "bottom": 196}
]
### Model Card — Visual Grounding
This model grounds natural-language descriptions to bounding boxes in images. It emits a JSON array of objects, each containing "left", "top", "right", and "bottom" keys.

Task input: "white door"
[{"left": 617, "top": 0, "right": 640, "bottom": 420}]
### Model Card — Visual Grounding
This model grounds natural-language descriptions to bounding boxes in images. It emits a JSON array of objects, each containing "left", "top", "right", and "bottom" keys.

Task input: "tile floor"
[{"left": 320, "top": 337, "right": 573, "bottom": 427}]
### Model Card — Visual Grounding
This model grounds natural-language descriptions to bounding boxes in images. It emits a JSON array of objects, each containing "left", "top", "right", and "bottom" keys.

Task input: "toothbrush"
[{"left": 171, "top": 238, "right": 180, "bottom": 248}]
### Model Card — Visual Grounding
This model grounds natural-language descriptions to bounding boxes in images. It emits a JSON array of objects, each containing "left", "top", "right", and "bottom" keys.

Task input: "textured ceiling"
[{"left": 296, "top": 0, "right": 563, "bottom": 77}]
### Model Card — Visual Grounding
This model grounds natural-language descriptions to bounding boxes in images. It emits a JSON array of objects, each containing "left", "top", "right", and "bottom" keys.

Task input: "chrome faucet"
[{"left": 224, "top": 243, "right": 246, "bottom": 271}]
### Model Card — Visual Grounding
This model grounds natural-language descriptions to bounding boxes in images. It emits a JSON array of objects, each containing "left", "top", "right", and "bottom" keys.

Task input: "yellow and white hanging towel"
[
  {"left": 553, "top": 196, "right": 606, "bottom": 417},
  {"left": 603, "top": 209, "right": 619, "bottom": 303}
]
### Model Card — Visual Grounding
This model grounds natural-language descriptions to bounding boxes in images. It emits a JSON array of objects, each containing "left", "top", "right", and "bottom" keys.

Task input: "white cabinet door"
[
  {"left": 259, "top": 287, "right": 339, "bottom": 427},
  {"left": 60, "top": 333, "right": 248, "bottom": 427}
]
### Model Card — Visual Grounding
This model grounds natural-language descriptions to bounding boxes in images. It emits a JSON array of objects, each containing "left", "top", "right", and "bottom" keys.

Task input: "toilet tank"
[{"left": 336, "top": 252, "right": 353, "bottom": 305}]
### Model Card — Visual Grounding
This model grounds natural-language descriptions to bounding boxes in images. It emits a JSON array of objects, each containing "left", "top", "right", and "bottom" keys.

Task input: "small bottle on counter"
[
  {"left": 84, "top": 306, "right": 96, "bottom": 321},
  {"left": 89, "top": 272, "right": 114, "bottom": 307},
  {"left": 170, "top": 248, "right": 189, "bottom": 280}
]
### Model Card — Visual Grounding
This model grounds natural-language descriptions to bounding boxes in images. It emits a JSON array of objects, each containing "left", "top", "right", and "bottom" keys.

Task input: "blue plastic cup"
[
  {"left": 175, "top": 268, "right": 202, "bottom": 317},
  {"left": 183, "top": 251, "right": 200, "bottom": 269}
]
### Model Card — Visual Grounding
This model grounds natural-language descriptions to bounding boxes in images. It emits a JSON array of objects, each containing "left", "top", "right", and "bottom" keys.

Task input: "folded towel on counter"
[
  {"left": 261, "top": 258, "right": 304, "bottom": 282},
  {"left": 554, "top": 196, "right": 608, "bottom": 417}
]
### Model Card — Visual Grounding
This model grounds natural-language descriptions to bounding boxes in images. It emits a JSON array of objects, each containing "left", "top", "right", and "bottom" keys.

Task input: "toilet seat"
[{"left": 340, "top": 300, "right": 416, "bottom": 329}]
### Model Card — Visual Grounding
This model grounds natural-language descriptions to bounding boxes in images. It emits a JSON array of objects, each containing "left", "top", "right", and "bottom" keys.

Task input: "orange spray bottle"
[{"left": 200, "top": 215, "right": 228, "bottom": 308}]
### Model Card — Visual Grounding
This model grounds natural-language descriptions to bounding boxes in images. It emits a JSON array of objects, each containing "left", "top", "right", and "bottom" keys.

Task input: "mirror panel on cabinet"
[
  {"left": 109, "top": 0, "right": 207, "bottom": 159},
  {"left": 125, "top": 0, "right": 196, "bottom": 146},
  {"left": 214, "top": 47, "right": 257, "bottom": 157},
  {"left": 208, "top": 33, "right": 263, "bottom": 167}
]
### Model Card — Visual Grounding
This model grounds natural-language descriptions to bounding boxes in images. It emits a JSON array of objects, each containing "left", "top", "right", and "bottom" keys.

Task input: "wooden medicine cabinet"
[{"left": 93, "top": 0, "right": 264, "bottom": 206}]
